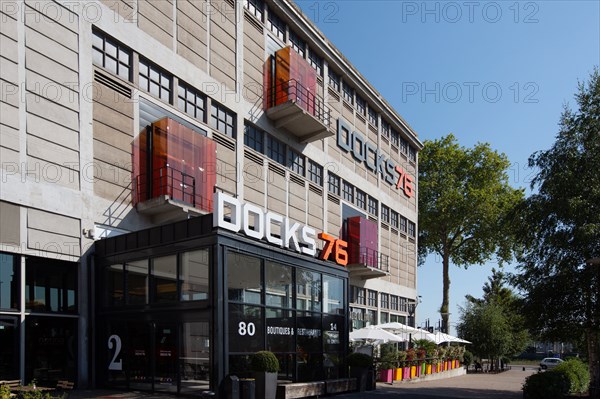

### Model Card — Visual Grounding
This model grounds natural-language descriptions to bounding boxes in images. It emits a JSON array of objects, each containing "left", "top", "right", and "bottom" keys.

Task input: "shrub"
[
  {"left": 553, "top": 358, "right": 590, "bottom": 394},
  {"left": 250, "top": 351, "right": 279, "bottom": 373},
  {"left": 522, "top": 370, "right": 570, "bottom": 399},
  {"left": 0, "top": 385, "right": 11, "bottom": 399},
  {"left": 346, "top": 352, "right": 373, "bottom": 368},
  {"left": 379, "top": 344, "right": 398, "bottom": 370},
  {"left": 463, "top": 350, "right": 473, "bottom": 368}
]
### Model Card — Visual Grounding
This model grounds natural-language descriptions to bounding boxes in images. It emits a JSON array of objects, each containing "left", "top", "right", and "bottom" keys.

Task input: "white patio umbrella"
[
  {"left": 434, "top": 331, "right": 472, "bottom": 345},
  {"left": 349, "top": 326, "right": 406, "bottom": 343},
  {"left": 376, "top": 322, "right": 436, "bottom": 342}
]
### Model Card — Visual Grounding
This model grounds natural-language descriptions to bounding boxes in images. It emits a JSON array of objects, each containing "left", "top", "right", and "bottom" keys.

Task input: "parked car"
[{"left": 540, "top": 357, "right": 564, "bottom": 370}]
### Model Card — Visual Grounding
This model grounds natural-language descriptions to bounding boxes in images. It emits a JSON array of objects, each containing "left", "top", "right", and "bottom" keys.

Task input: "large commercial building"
[{"left": 0, "top": 0, "right": 422, "bottom": 395}]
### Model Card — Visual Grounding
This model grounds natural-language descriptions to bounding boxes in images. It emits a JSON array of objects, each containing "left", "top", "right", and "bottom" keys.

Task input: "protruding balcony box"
[
  {"left": 132, "top": 118, "right": 216, "bottom": 223},
  {"left": 345, "top": 216, "right": 389, "bottom": 279},
  {"left": 264, "top": 47, "right": 331, "bottom": 143}
]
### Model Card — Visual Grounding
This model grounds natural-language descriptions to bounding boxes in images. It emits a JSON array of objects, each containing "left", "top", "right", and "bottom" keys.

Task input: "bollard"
[
  {"left": 239, "top": 378, "right": 255, "bottom": 399},
  {"left": 223, "top": 375, "right": 240, "bottom": 399}
]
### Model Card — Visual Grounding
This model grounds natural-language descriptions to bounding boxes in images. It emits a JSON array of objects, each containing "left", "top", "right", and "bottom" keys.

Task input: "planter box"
[
  {"left": 394, "top": 368, "right": 403, "bottom": 381},
  {"left": 253, "top": 371, "right": 277, "bottom": 399},
  {"left": 403, "top": 367, "right": 410, "bottom": 380},
  {"left": 378, "top": 369, "right": 393, "bottom": 383},
  {"left": 410, "top": 366, "right": 416, "bottom": 378},
  {"left": 426, "top": 364, "right": 432, "bottom": 375},
  {"left": 350, "top": 367, "right": 368, "bottom": 392}
]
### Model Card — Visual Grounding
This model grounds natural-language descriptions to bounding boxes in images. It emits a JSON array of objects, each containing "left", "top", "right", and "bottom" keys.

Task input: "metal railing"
[
  {"left": 348, "top": 246, "right": 390, "bottom": 273},
  {"left": 267, "top": 79, "right": 331, "bottom": 128}
]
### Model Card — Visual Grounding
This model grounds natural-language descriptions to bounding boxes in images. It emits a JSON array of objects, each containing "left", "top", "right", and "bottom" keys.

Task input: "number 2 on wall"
[{"left": 108, "top": 334, "right": 123, "bottom": 371}]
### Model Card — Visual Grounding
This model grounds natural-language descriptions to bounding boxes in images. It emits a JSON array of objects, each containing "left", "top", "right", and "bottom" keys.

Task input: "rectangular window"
[
  {"left": 380, "top": 293, "right": 389, "bottom": 309},
  {"left": 367, "top": 290, "right": 377, "bottom": 307},
  {"left": 342, "top": 81, "right": 354, "bottom": 104},
  {"left": 92, "top": 29, "right": 132, "bottom": 81},
  {"left": 368, "top": 106, "right": 378, "bottom": 126},
  {"left": 391, "top": 210, "right": 399, "bottom": 228},
  {"left": 390, "top": 295, "right": 398, "bottom": 311},
  {"left": 328, "top": 173, "right": 340, "bottom": 195},
  {"left": 181, "top": 249, "right": 209, "bottom": 301},
  {"left": 399, "top": 297, "right": 408, "bottom": 312},
  {"left": 368, "top": 196, "right": 378, "bottom": 216},
  {"left": 125, "top": 260, "right": 148, "bottom": 305},
  {"left": 400, "top": 136, "right": 409, "bottom": 155},
  {"left": 308, "top": 48, "right": 323, "bottom": 76},
  {"left": 342, "top": 181, "right": 354, "bottom": 202},
  {"left": 356, "top": 189, "right": 366, "bottom": 210},
  {"left": 244, "top": 0, "right": 264, "bottom": 21},
  {"left": 266, "top": 261, "right": 292, "bottom": 308},
  {"left": 0, "top": 253, "right": 19, "bottom": 310},
  {"left": 381, "top": 204, "right": 390, "bottom": 223},
  {"left": 307, "top": 159, "right": 323, "bottom": 186},
  {"left": 328, "top": 69, "right": 340, "bottom": 91},
  {"left": 324, "top": 275, "right": 344, "bottom": 314},
  {"left": 210, "top": 101, "right": 236, "bottom": 137},
  {"left": 228, "top": 252, "right": 262, "bottom": 304},
  {"left": 409, "top": 145, "right": 417, "bottom": 162},
  {"left": 354, "top": 287, "right": 366, "bottom": 305},
  {"left": 151, "top": 255, "right": 177, "bottom": 304},
  {"left": 356, "top": 95, "right": 366, "bottom": 115},
  {"left": 287, "top": 148, "right": 305, "bottom": 176},
  {"left": 139, "top": 58, "right": 172, "bottom": 102},
  {"left": 400, "top": 216, "right": 408, "bottom": 233},
  {"left": 267, "top": 135, "right": 286, "bottom": 165},
  {"left": 289, "top": 30, "right": 305, "bottom": 57},
  {"left": 26, "top": 257, "right": 77, "bottom": 313},
  {"left": 382, "top": 120, "right": 391, "bottom": 138},
  {"left": 391, "top": 129, "right": 400, "bottom": 147},
  {"left": 268, "top": 8, "right": 285, "bottom": 41},
  {"left": 244, "top": 123, "right": 264, "bottom": 153},
  {"left": 408, "top": 221, "right": 416, "bottom": 237},
  {"left": 178, "top": 83, "right": 206, "bottom": 122}
]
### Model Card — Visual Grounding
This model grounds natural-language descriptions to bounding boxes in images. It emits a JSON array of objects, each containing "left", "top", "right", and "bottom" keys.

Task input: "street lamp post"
[{"left": 586, "top": 257, "right": 600, "bottom": 399}]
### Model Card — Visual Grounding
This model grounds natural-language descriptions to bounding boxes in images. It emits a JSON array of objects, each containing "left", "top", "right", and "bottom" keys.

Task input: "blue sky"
[{"left": 296, "top": 0, "right": 600, "bottom": 333}]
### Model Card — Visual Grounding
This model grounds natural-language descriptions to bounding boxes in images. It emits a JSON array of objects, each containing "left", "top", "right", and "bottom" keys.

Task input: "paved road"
[{"left": 69, "top": 366, "right": 538, "bottom": 399}]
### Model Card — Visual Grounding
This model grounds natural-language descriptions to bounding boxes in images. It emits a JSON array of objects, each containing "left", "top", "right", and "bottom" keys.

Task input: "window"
[
  {"left": 210, "top": 101, "right": 236, "bottom": 137},
  {"left": 368, "top": 106, "right": 378, "bottom": 126},
  {"left": 381, "top": 204, "right": 390, "bottom": 223},
  {"left": 181, "top": 249, "right": 209, "bottom": 301},
  {"left": 400, "top": 136, "right": 409, "bottom": 155},
  {"left": 342, "top": 181, "right": 354, "bottom": 202},
  {"left": 125, "top": 260, "right": 148, "bottom": 305},
  {"left": 308, "top": 160, "right": 323, "bottom": 186},
  {"left": 151, "top": 255, "right": 177, "bottom": 304},
  {"left": 400, "top": 216, "right": 408, "bottom": 233},
  {"left": 92, "top": 29, "right": 132, "bottom": 81},
  {"left": 408, "top": 221, "right": 416, "bottom": 237},
  {"left": 328, "top": 69, "right": 340, "bottom": 91},
  {"left": 391, "top": 210, "right": 399, "bottom": 228},
  {"left": 390, "top": 295, "right": 398, "bottom": 311},
  {"left": 382, "top": 120, "right": 390, "bottom": 138},
  {"left": 308, "top": 48, "right": 323, "bottom": 76},
  {"left": 244, "top": 123, "right": 264, "bottom": 153},
  {"left": 244, "top": 0, "right": 264, "bottom": 21},
  {"left": 324, "top": 275, "right": 344, "bottom": 314},
  {"left": 367, "top": 290, "right": 377, "bottom": 307},
  {"left": 178, "top": 83, "right": 206, "bottom": 122},
  {"left": 409, "top": 145, "right": 417, "bottom": 162},
  {"left": 287, "top": 148, "right": 305, "bottom": 175},
  {"left": 342, "top": 81, "right": 354, "bottom": 104},
  {"left": 26, "top": 257, "right": 77, "bottom": 312},
  {"left": 228, "top": 252, "right": 262, "bottom": 304},
  {"left": 267, "top": 135, "right": 286, "bottom": 165},
  {"left": 368, "top": 196, "right": 378, "bottom": 216},
  {"left": 289, "top": 30, "right": 305, "bottom": 57},
  {"left": 0, "top": 253, "right": 19, "bottom": 310},
  {"left": 356, "top": 95, "right": 366, "bottom": 115},
  {"left": 352, "top": 286, "right": 366, "bottom": 305},
  {"left": 356, "top": 189, "right": 366, "bottom": 210},
  {"left": 399, "top": 297, "right": 408, "bottom": 312},
  {"left": 328, "top": 173, "right": 340, "bottom": 195},
  {"left": 265, "top": 261, "right": 292, "bottom": 308},
  {"left": 268, "top": 8, "right": 285, "bottom": 42},
  {"left": 380, "top": 293, "right": 389, "bottom": 309},
  {"left": 391, "top": 129, "right": 400, "bottom": 147},
  {"left": 139, "top": 58, "right": 172, "bottom": 102}
]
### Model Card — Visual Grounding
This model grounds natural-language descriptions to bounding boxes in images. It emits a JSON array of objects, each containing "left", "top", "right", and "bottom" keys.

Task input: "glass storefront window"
[
  {"left": 0, "top": 317, "right": 18, "bottom": 379},
  {"left": 0, "top": 253, "right": 19, "bottom": 310},
  {"left": 181, "top": 249, "right": 209, "bottom": 301},
  {"left": 125, "top": 260, "right": 148, "bottom": 305},
  {"left": 323, "top": 275, "right": 343, "bottom": 315},
  {"left": 265, "top": 261, "right": 292, "bottom": 308},
  {"left": 227, "top": 253, "right": 261, "bottom": 304},
  {"left": 25, "top": 257, "right": 77, "bottom": 313},
  {"left": 296, "top": 269, "right": 321, "bottom": 312},
  {"left": 151, "top": 255, "right": 177, "bottom": 303},
  {"left": 180, "top": 321, "right": 210, "bottom": 394},
  {"left": 265, "top": 308, "right": 294, "bottom": 352},
  {"left": 106, "top": 264, "right": 124, "bottom": 307},
  {"left": 228, "top": 304, "right": 264, "bottom": 353}
]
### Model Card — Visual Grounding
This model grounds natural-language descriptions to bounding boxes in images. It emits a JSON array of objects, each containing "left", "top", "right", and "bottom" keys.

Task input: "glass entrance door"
[
  {"left": 154, "top": 323, "right": 177, "bottom": 393},
  {"left": 0, "top": 316, "right": 18, "bottom": 379}
]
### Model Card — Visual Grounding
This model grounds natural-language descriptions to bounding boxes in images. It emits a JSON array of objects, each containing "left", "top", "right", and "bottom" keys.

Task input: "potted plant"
[
  {"left": 378, "top": 344, "right": 397, "bottom": 384},
  {"left": 347, "top": 352, "right": 373, "bottom": 392},
  {"left": 250, "top": 350, "right": 279, "bottom": 399},
  {"left": 395, "top": 351, "right": 407, "bottom": 381}
]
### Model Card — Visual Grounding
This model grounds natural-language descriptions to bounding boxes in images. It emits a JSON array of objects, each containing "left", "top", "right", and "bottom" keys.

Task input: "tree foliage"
[
  {"left": 418, "top": 134, "right": 524, "bottom": 329},
  {"left": 513, "top": 68, "right": 600, "bottom": 392}
]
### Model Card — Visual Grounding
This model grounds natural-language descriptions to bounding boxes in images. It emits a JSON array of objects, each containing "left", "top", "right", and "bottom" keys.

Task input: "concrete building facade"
[{"left": 0, "top": 0, "right": 422, "bottom": 393}]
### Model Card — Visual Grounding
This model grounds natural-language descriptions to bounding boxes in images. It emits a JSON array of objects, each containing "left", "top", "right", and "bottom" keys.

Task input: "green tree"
[
  {"left": 418, "top": 135, "right": 524, "bottom": 331},
  {"left": 514, "top": 68, "right": 600, "bottom": 396}
]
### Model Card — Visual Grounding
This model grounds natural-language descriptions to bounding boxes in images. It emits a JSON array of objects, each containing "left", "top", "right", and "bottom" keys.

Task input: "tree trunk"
[{"left": 441, "top": 248, "right": 450, "bottom": 333}]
